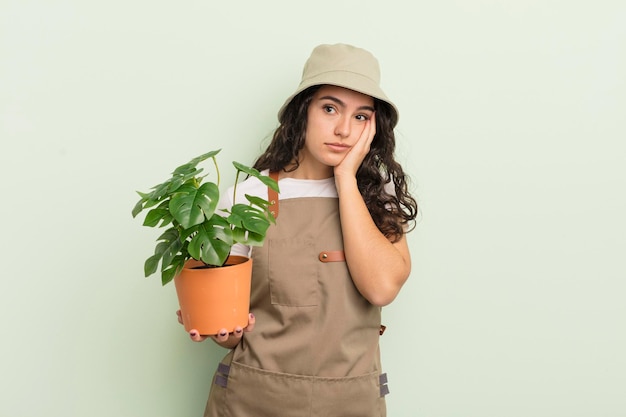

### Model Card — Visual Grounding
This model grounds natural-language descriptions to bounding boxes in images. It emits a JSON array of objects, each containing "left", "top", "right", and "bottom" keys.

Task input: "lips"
[{"left": 325, "top": 142, "right": 350, "bottom": 152}]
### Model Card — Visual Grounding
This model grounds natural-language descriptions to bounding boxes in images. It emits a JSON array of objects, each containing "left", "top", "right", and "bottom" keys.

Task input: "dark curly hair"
[{"left": 253, "top": 85, "right": 418, "bottom": 242}]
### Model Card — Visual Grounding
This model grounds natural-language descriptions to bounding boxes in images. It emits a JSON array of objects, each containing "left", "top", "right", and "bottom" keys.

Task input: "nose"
[{"left": 334, "top": 115, "right": 351, "bottom": 138}]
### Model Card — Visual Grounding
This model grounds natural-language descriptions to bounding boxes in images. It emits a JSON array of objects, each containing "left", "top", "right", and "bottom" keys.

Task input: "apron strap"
[
  {"left": 318, "top": 251, "right": 345, "bottom": 262},
  {"left": 268, "top": 171, "right": 279, "bottom": 219}
]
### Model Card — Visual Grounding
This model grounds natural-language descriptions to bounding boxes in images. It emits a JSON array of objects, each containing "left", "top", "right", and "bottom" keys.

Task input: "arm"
[{"left": 334, "top": 117, "right": 411, "bottom": 306}]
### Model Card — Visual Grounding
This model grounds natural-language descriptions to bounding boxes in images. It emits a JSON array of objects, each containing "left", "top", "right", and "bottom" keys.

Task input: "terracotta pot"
[{"left": 174, "top": 255, "right": 252, "bottom": 336}]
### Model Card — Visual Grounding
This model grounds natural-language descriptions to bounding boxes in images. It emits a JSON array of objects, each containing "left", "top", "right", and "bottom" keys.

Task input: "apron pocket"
[
  {"left": 221, "top": 362, "right": 385, "bottom": 417},
  {"left": 224, "top": 362, "right": 313, "bottom": 417},
  {"left": 268, "top": 237, "right": 319, "bottom": 307},
  {"left": 311, "top": 371, "right": 386, "bottom": 417}
]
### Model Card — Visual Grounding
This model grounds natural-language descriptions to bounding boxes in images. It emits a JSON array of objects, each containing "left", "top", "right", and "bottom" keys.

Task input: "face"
[{"left": 296, "top": 85, "right": 375, "bottom": 178}]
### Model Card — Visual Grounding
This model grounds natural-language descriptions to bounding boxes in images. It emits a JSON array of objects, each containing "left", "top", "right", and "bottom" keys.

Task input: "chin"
[{"left": 320, "top": 155, "right": 344, "bottom": 167}]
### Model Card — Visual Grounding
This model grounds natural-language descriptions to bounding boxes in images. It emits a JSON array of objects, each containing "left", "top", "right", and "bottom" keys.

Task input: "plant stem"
[
  {"left": 224, "top": 168, "right": 241, "bottom": 269},
  {"left": 232, "top": 169, "right": 241, "bottom": 205},
  {"left": 211, "top": 156, "right": 220, "bottom": 188}
]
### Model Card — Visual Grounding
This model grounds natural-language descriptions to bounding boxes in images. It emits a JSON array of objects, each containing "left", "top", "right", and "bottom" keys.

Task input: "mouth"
[{"left": 325, "top": 142, "right": 351, "bottom": 152}]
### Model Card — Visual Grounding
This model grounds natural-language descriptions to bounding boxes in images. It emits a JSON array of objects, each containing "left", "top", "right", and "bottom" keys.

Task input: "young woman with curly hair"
[{"left": 178, "top": 43, "right": 418, "bottom": 417}]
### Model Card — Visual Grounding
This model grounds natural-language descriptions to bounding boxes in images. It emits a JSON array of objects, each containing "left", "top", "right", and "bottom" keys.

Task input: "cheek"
[{"left": 304, "top": 117, "right": 326, "bottom": 140}]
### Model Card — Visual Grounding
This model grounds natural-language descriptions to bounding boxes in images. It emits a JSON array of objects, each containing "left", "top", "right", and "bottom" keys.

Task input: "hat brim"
[{"left": 277, "top": 70, "right": 399, "bottom": 127}]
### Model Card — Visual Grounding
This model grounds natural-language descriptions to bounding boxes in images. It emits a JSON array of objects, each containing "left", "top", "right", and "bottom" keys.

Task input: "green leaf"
[
  {"left": 144, "top": 254, "right": 160, "bottom": 277},
  {"left": 169, "top": 182, "right": 219, "bottom": 229},
  {"left": 143, "top": 208, "right": 169, "bottom": 227},
  {"left": 180, "top": 169, "right": 204, "bottom": 185},
  {"left": 187, "top": 216, "right": 233, "bottom": 266},
  {"left": 166, "top": 175, "right": 187, "bottom": 194},
  {"left": 256, "top": 175, "right": 279, "bottom": 193},
  {"left": 227, "top": 203, "right": 271, "bottom": 236},
  {"left": 141, "top": 198, "right": 162, "bottom": 211},
  {"left": 131, "top": 199, "right": 145, "bottom": 218},
  {"left": 172, "top": 163, "right": 199, "bottom": 177},
  {"left": 147, "top": 181, "right": 172, "bottom": 201},
  {"left": 158, "top": 201, "right": 174, "bottom": 226},
  {"left": 244, "top": 195, "right": 276, "bottom": 224},
  {"left": 133, "top": 190, "right": 163, "bottom": 217},
  {"left": 161, "top": 255, "right": 185, "bottom": 286},
  {"left": 233, "top": 161, "right": 279, "bottom": 192},
  {"left": 232, "top": 161, "right": 259, "bottom": 177},
  {"left": 154, "top": 228, "right": 183, "bottom": 270},
  {"left": 187, "top": 150, "right": 221, "bottom": 168},
  {"left": 171, "top": 150, "right": 219, "bottom": 177},
  {"left": 178, "top": 223, "right": 199, "bottom": 242},
  {"left": 232, "top": 228, "right": 265, "bottom": 246},
  {"left": 245, "top": 194, "right": 270, "bottom": 209},
  {"left": 142, "top": 228, "right": 182, "bottom": 278},
  {"left": 160, "top": 240, "right": 182, "bottom": 272}
]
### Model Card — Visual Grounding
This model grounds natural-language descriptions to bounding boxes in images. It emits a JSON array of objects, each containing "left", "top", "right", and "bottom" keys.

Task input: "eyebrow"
[{"left": 318, "top": 95, "right": 375, "bottom": 113}]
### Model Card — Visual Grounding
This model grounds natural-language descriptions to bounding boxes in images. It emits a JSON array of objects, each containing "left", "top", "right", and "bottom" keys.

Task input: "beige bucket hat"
[{"left": 278, "top": 43, "right": 399, "bottom": 126}]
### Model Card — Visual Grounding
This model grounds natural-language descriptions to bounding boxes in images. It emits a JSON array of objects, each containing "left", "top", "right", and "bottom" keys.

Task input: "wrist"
[{"left": 334, "top": 173, "right": 358, "bottom": 192}]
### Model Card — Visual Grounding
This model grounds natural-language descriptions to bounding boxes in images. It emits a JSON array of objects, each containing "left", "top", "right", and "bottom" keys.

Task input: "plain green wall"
[{"left": 1, "top": 1, "right": 625, "bottom": 416}]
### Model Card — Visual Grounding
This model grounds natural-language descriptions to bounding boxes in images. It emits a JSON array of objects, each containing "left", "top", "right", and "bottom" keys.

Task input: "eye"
[
  {"left": 323, "top": 105, "right": 336, "bottom": 114},
  {"left": 355, "top": 114, "right": 370, "bottom": 121}
]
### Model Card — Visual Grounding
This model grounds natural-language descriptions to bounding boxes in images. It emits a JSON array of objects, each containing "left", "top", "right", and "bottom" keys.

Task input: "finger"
[
  {"left": 362, "top": 114, "right": 376, "bottom": 147},
  {"left": 244, "top": 313, "right": 256, "bottom": 333},
  {"left": 233, "top": 326, "right": 244, "bottom": 339},
  {"left": 357, "top": 116, "right": 375, "bottom": 152},
  {"left": 211, "top": 328, "right": 229, "bottom": 344},
  {"left": 369, "top": 112, "right": 377, "bottom": 142},
  {"left": 189, "top": 329, "right": 209, "bottom": 343},
  {"left": 176, "top": 310, "right": 183, "bottom": 325}
]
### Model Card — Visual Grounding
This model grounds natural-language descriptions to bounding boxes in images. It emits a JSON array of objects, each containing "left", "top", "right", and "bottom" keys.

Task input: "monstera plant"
[{"left": 132, "top": 149, "right": 279, "bottom": 285}]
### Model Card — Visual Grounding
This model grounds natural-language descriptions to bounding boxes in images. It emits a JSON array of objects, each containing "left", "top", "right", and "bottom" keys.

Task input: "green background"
[{"left": 1, "top": 1, "right": 624, "bottom": 416}]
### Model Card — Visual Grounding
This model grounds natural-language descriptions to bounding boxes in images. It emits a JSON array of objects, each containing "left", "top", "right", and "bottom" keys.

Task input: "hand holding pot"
[{"left": 176, "top": 310, "right": 256, "bottom": 348}]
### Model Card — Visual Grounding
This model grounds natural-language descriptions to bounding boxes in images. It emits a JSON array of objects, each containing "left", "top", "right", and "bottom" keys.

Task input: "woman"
[{"left": 178, "top": 43, "right": 418, "bottom": 417}]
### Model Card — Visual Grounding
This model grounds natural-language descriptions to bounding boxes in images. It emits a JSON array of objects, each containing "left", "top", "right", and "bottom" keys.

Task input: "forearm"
[{"left": 335, "top": 175, "right": 411, "bottom": 306}]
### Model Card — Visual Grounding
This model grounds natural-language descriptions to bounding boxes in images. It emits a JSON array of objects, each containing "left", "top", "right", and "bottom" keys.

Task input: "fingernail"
[
  {"left": 235, "top": 329, "right": 243, "bottom": 334},
  {"left": 249, "top": 313, "right": 255, "bottom": 319},
  {"left": 190, "top": 331, "right": 197, "bottom": 337},
  {"left": 219, "top": 331, "right": 227, "bottom": 337}
]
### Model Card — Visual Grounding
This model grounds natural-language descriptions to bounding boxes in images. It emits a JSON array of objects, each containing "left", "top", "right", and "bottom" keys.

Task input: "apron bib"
[{"left": 204, "top": 196, "right": 388, "bottom": 417}]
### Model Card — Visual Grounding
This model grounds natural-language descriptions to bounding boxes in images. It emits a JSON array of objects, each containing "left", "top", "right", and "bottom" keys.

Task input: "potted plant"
[{"left": 131, "top": 149, "right": 279, "bottom": 335}]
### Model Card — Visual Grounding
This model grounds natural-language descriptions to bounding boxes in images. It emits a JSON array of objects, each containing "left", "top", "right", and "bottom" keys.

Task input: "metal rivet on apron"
[
  {"left": 270, "top": 200, "right": 276, "bottom": 205},
  {"left": 322, "top": 253, "right": 328, "bottom": 259}
]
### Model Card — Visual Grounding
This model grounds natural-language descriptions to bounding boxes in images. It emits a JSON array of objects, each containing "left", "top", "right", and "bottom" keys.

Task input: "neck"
[{"left": 282, "top": 159, "right": 333, "bottom": 180}]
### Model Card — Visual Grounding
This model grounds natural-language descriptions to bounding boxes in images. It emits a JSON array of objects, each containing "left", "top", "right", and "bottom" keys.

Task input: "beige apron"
[{"left": 203, "top": 193, "right": 389, "bottom": 417}]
